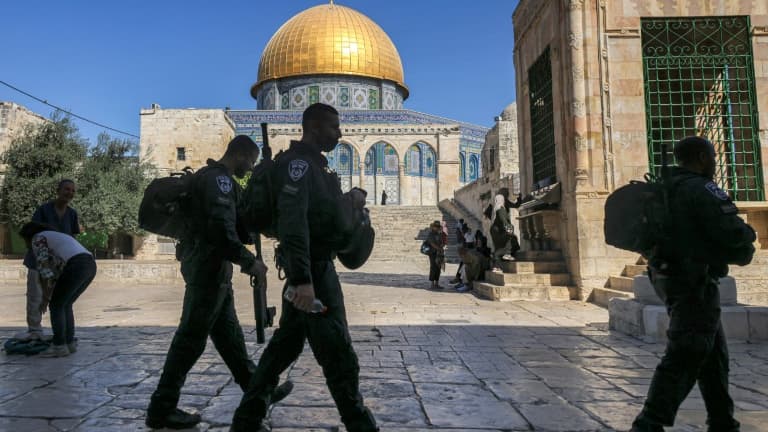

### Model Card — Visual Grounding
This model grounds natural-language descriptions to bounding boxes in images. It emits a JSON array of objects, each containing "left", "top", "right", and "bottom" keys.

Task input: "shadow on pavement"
[{"left": 0, "top": 324, "right": 767, "bottom": 431}]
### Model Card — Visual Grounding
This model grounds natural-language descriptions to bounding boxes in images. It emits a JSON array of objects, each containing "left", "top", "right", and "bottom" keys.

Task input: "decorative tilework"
[
  {"left": 227, "top": 110, "right": 489, "bottom": 139},
  {"left": 321, "top": 86, "right": 336, "bottom": 105},
  {"left": 264, "top": 89, "right": 276, "bottom": 110},
  {"left": 469, "top": 154, "right": 479, "bottom": 181},
  {"left": 353, "top": 88, "right": 367, "bottom": 109},
  {"left": 308, "top": 85, "right": 320, "bottom": 104},
  {"left": 327, "top": 142, "right": 356, "bottom": 176},
  {"left": 368, "top": 89, "right": 379, "bottom": 109},
  {"left": 383, "top": 90, "right": 395, "bottom": 110},
  {"left": 338, "top": 87, "right": 350, "bottom": 107},
  {"left": 402, "top": 142, "right": 436, "bottom": 179},
  {"left": 290, "top": 87, "right": 307, "bottom": 109},
  {"left": 281, "top": 93, "right": 289, "bottom": 110}
]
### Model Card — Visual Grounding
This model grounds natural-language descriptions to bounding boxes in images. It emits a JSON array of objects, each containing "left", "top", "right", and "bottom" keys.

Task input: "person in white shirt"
[{"left": 19, "top": 222, "right": 96, "bottom": 357}]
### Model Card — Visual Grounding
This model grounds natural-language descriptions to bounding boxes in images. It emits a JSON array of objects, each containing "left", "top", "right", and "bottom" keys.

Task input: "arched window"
[
  {"left": 327, "top": 143, "right": 354, "bottom": 176},
  {"left": 365, "top": 142, "right": 399, "bottom": 175},
  {"left": 459, "top": 152, "right": 466, "bottom": 183},
  {"left": 405, "top": 145, "right": 422, "bottom": 176},
  {"left": 423, "top": 145, "right": 436, "bottom": 178},
  {"left": 469, "top": 154, "right": 479, "bottom": 181}
]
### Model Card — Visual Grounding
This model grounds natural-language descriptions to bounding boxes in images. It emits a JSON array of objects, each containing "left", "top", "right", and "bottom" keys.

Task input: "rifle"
[{"left": 252, "top": 122, "right": 276, "bottom": 344}]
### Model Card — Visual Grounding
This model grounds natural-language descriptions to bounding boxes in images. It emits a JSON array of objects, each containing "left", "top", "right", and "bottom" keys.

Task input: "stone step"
[
  {"left": 622, "top": 264, "right": 646, "bottom": 278},
  {"left": 514, "top": 250, "right": 563, "bottom": 262},
  {"left": 590, "top": 287, "right": 633, "bottom": 308},
  {"left": 474, "top": 282, "right": 573, "bottom": 301},
  {"left": 500, "top": 260, "right": 567, "bottom": 274},
  {"left": 608, "top": 275, "right": 634, "bottom": 293},
  {"left": 740, "top": 292, "right": 768, "bottom": 305},
  {"left": 486, "top": 271, "right": 570, "bottom": 287}
]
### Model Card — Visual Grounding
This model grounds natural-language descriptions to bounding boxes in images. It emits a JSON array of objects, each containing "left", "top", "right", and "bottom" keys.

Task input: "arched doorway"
[
  {"left": 365, "top": 142, "right": 399, "bottom": 205},
  {"left": 326, "top": 142, "right": 358, "bottom": 192}
]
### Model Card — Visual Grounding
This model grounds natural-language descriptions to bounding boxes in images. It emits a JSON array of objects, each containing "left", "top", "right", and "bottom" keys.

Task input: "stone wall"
[
  {"left": 453, "top": 175, "right": 520, "bottom": 237},
  {"left": 139, "top": 105, "right": 236, "bottom": 176}
]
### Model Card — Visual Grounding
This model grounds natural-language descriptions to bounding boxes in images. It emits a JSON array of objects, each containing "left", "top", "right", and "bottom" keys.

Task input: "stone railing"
[{"left": 517, "top": 209, "right": 561, "bottom": 251}]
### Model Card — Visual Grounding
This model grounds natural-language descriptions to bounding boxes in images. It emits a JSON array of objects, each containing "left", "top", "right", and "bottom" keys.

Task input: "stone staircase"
[
  {"left": 438, "top": 199, "right": 483, "bottom": 232},
  {"left": 366, "top": 206, "right": 461, "bottom": 263},
  {"left": 474, "top": 250, "right": 574, "bottom": 301},
  {"left": 590, "top": 258, "right": 647, "bottom": 308},
  {"left": 593, "top": 251, "right": 768, "bottom": 308}
]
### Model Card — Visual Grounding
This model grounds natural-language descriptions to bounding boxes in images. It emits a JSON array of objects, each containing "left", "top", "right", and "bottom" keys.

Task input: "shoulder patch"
[
  {"left": 216, "top": 175, "right": 232, "bottom": 194},
  {"left": 704, "top": 181, "right": 730, "bottom": 200},
  {"left": 288, "top": 159, "right": 309, "bottom": 182}
]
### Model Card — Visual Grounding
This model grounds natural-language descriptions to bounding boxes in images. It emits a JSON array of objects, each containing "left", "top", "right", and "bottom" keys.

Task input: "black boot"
[
  {"left": 271, "top": 380, "right": 294, "bottom": 404},
  {"left": 146, "top": 407, "right": 201, "bottom": 429}
]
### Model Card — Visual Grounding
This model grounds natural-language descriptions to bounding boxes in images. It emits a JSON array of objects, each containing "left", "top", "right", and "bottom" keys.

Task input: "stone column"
[
  {"left": 398, "top": 162, "right": 405, "bottom": 205},
  {"left": 568, "top": 0, "right": 590, "bottom": 189},
  {"left": 358, "top": 162, "right": 366, "bottom": 194}
]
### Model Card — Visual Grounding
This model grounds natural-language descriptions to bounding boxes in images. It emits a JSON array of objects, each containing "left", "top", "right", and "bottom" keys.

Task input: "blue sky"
[{"left": 2, "top": 1, "right": 518, "bottom": 144}]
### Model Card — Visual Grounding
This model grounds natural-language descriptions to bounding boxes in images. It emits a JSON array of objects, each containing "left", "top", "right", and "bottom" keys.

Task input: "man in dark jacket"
[
  {"left": 17, "top": 179, "right": 80, "bottom": 341},
  {"left": 146, "top": 136, "right": 287, "bottom": 430},
  {"left": 630, "top": 136, "right": 755, "bottom": 432},
  {"left": 231, "top": 103, "right": 378, "bottom": 432}
]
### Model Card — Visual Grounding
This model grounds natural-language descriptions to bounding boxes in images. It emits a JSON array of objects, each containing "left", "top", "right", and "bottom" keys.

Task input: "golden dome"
[{"left": 252, "top": 2, "right": 408, "bottom": 99}]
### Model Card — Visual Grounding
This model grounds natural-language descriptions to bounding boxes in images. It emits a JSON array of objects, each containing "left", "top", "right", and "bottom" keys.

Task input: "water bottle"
[{"left": 284, "top": 285, "right": 327, "bottom": 313}]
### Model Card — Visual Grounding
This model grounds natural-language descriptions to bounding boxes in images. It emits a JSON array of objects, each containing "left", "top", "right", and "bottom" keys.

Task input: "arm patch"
[
  {"left": 705, "top": 181, "right": 730, "bottom": 200},
  {"left": 288, "top": 159, "right": 309, "bottom": 181}
]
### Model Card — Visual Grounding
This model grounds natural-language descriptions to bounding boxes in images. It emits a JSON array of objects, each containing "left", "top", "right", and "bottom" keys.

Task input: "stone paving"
[{"left": 1, "top": 261, "right": 767, "bottom": 431}]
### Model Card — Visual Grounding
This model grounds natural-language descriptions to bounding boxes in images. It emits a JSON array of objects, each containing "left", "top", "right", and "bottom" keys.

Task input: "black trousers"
[
  {"left": 428, "top": 253, "right": 441, "bottom": 281},
  {"left": 634, "top": 321, "right": 739, "bottom": 430},
  {"left": 232, "top": 260, "right": 377, "bottom": 432},
  {"left": 48, "top": 254, "right": 96, "bottom": 346},
  {"left": 149, "top": 246, "right": 254, "bottom": 416}
]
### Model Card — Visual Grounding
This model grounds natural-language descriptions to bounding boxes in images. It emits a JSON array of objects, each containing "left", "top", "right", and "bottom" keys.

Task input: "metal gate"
[
  {"left": 642, "top": 16, "right": 763, "bottom": 200},
  {"left": 528, "top": 46, "right": 556, "bottom": 187}
]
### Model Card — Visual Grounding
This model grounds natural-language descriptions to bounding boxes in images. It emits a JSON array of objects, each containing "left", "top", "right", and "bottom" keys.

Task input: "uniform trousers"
[
  {"left": 232, "top": 260, "right": 377, "bottom": 431},
  {"left": 149, "top": 244, "right": 255, "bottom": 416},
  {"left": 633, "top": 278, "right": 739, "bottom": 431}
]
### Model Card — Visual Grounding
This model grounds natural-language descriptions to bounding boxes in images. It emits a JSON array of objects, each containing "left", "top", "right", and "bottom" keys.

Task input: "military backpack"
[{"left": 138, "top": 167, "right": 198, "bottom": 239}]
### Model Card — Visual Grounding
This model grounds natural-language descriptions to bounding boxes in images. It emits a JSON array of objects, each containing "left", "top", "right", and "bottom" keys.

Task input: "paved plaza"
[{"left": 1, "top": 261, "right": 767, "bottom": 431}]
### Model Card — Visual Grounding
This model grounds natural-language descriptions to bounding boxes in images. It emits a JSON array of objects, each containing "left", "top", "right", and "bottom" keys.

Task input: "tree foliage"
[
  {"left": 0, "top": 114, "right": 86, "bottom": 228},
  {"left": 75, "top": 133, "right": 155, "bottom": 236},
  {"left": 1, "top": 114, "right": 155, "bottom": 243}
]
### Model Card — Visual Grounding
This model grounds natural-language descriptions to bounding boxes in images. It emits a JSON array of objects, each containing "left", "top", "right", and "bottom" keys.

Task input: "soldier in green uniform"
[
  {"left": 630, "top": 136, "right": 755, "bottom": 432},
  {"left": 146, "top": 136, "right": 289, "bottom": 430},
  {"left": 230, "top": 103, "right": 378, "bottom": 432}
]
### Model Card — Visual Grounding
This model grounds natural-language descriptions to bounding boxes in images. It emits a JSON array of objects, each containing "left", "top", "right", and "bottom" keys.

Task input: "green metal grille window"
[
  {"left": 528, "top": 47, "right": 556, "bottom": 187},
  {"left": 642, "top": 16, "right": 763, "bottom": 201}
]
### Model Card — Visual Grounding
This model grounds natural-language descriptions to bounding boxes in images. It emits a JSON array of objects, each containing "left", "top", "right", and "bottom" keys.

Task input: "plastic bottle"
[{"left": 284, "top": 285, "right": 327, "bottom": 313}]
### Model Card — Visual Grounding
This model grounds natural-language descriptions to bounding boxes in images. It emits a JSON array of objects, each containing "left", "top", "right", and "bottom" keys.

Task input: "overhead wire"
[{"left": 0, "top": 79, "right": 139, "bottom": 138}]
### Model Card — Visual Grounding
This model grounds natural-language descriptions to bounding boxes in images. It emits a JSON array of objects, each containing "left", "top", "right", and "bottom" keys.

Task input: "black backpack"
[
  {"left": 239, "top": 123, "right": 279, "bottom": 240},
  {"left": 604, "top": 145, "right": 673, "bottom": 256},
  {"left": 3, "top": 338, "right": 51, "bottom": 355},
  {"left": 138, "top": 167, "right": 198, "bottom": 239}
]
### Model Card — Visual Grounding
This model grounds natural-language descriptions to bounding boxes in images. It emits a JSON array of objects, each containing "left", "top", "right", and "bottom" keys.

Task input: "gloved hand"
[{"left": 242, "top": 258, "right": 268, "bottom": 280}]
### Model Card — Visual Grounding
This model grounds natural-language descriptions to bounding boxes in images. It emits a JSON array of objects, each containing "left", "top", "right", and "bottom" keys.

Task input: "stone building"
[
  {"left": 452, "top": 103, "right": 520, "bottom": 236},
  {"left": 511, "top": 0, "right": 768, "bottom": 301},
  {"left": 140, "top": 2, "right": 487, "bottom": 209}
]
